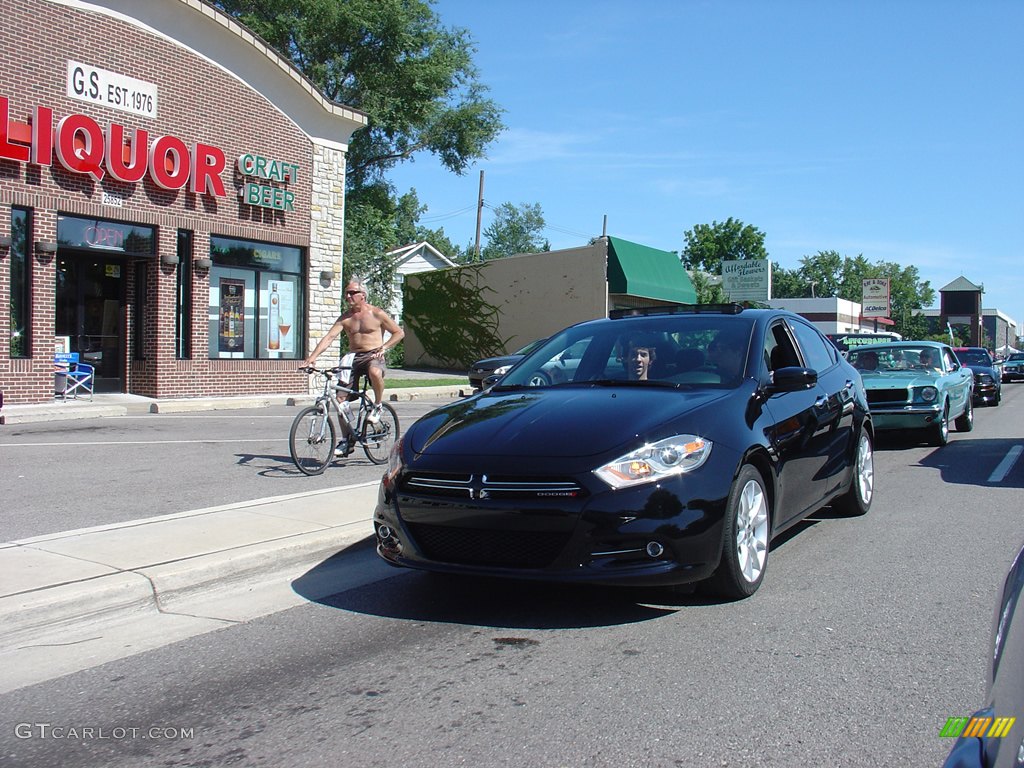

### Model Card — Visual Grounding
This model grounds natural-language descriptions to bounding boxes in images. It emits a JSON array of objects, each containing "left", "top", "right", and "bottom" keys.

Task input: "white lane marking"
[
  {"left": 0, "top": 439, "right": 279, "bottom": 447},
  {"left": 988, "top": 445, "right": 1024, "bottom": 483}
]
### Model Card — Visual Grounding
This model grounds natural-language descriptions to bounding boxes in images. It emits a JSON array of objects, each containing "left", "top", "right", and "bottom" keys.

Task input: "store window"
[
  {"left": 176, "top": 230, "right": 193, "bottom": 359},
  {"left": 206, "top": 236, "right": 303, "bottom": 359},
  {"left": 9, "top": 207, "right": 31, "bottom": 358}
]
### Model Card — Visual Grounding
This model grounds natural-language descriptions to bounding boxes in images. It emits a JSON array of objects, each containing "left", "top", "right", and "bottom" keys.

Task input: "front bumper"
[
  {"left": 373, "top": 470, "right": 732, "bottom": 587},
  {"left": 869, "top": 403, "right": 942, "bottom": 431}
]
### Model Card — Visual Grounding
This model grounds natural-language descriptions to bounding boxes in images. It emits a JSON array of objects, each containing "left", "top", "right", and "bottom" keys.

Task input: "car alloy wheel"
[
  {"left": 931, "top": 403, "right": 950, "bottom": 446},
  {"left": 834, "top": 428, "right": 874, "bottom": 517},
  {"left": 706, "top": 464, "right": 770, "bottom": 600},
  {"left": 954, "top": 395, "right": 974, "bottom": 432}
]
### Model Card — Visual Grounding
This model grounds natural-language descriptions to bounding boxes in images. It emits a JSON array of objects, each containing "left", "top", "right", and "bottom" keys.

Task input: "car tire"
[
  {"left": 955, "top": 395, "right": 974, "bottom": 432},
  {"left": 527, "top": 372, "right": 550, "bottom": 387},
  {"left": 704, "top": 464, "right": 770, "bottom": 600},
  {"left": 833, "top": 427, "right": 874, "bottom": 517},
  {"left": 930, "top": 402, "right": 950, "bottom": 446}
]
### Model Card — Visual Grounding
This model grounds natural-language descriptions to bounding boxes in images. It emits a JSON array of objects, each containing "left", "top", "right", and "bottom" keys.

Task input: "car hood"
[
  {"left": 860, "top": 370, "right": 942, "bottom": 387},
  {"left": 961, "top": 363, "right": 998, "bottom": 376},
  {"left": 408, "top": 386, "right": 730, "bottom": 458}
]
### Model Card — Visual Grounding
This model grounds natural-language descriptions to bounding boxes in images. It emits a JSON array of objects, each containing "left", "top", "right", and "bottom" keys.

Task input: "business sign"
[
  {"left": 1, "top": 94, "right": 299, "bottom": 211},
  {"left": 862, "top": 278, "right": 890, "bottom": 317},
  {"left": 722, "top": 259, "right": 771, "bottom": 302},
  {"left": 67, "top": 61, "right": 158, "bottom": 119}
]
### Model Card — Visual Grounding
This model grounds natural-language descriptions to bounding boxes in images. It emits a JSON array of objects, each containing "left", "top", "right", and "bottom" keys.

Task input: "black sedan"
[
  {"left": 954, "top": 347, "right": 1002, "bottom": 406},
  {"left": 375, "top": 305, "right": 875, "bottom": 600},
  {"left": 466, "top": 337, "right": 547, "bottom": 391},
  {"left": 942, "top": 538, "right": 1024, "bottom": 767}
]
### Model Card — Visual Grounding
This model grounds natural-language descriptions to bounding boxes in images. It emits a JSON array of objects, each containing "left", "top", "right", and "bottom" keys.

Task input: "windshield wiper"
[{"left": 587, "top": 379, "right": 680, "bottom": 389}]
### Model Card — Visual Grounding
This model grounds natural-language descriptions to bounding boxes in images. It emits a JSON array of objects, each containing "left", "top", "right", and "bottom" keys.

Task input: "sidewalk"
[
  {"left": 0, "top": 367, "right": 470, "bottom": 425},
  {"left": 0, "top": 482, "right": 382, "bottom": 692}
]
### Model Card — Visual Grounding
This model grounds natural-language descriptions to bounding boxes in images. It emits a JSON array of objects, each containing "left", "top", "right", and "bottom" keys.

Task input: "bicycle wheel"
[
  {"left": 289, "top": 405, "right": 336, "bottom": 475},
  {"left": 361, "top": 403, "right": 399, "bottom": 465}
]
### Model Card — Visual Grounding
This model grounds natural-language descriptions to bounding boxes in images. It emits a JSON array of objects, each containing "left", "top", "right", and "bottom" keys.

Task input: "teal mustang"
[{"left": 846, "top": 341, "right": 974, "bottom": 446}]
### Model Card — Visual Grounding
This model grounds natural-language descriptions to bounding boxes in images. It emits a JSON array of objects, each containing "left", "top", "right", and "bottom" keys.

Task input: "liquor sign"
[
  {"left": 0, "top": 95, "right": 227, "bottom": 195},
  {"left": 862, "top": 278, "right": 890, "bottom": 317},
  {"left": 722, "top": 259, "right": 772, "bottom": 302}
]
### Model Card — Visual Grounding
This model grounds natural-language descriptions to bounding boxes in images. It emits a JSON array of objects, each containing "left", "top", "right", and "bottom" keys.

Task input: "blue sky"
[{"left": 388, "top": 0, "right": 1023, "bottom": 325}]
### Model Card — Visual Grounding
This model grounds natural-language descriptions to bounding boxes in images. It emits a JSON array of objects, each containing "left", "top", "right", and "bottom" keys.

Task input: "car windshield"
[
  {"left": 493, "top": 314, "right": 756, "bottom": 389},
  {"left": 955, "top": 350, "right": 991, "bottom": 366},
  {"left": 848, "top": 345, "right": 943, "bottom": 373}
]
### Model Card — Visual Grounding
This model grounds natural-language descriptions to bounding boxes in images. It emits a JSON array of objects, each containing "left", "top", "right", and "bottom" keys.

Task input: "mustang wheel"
[
  {"left": 954, "top": 395, "right": 974, "bottom": 432},
  {"left": 705, "top": 464, "right": 770, "bottom": 600},
  {"left": 833, "top": 428, "right": 874, "bottom": 517},
  {"left": 930, "top": 402, "right": 950, "bottom": 446}
]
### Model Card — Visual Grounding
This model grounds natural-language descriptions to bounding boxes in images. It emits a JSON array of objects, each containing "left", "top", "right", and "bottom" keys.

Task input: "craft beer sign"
[{"left": 862, "top": 278, "right": 890, "bottom": 317}]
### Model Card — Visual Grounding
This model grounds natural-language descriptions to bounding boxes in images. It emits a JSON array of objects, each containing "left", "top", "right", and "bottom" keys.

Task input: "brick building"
[{"left": 1, "top": 0, "right": 366, "bottom": 404}]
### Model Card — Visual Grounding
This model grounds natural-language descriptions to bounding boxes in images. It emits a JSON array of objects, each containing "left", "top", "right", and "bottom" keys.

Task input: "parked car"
[
  {"left": 942, "top": 538, "right": 1024, "bottom": 768},
  {"left": 375, "top": 305, "right": 875, "bottom": 600},
  {"left": 1001, "top": 352, "right": 1024, "bottom": 383},
  {"left": 847, "top": 341, "right": 973, "bottom": 446},
  {"left": 467, "top": 337, "right": 548, "bottom": 391},
  {"left": 953, "top": 347, "right": 1003, "bottom": 406}
]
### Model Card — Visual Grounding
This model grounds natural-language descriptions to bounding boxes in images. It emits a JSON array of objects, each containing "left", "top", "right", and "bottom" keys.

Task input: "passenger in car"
[
  {"left": 854, "top": 350, "right": 878, "bottom": 371},
  {"left": 708, "top": 332, "right": 747, "bottom": 382},
  {"left": 625, "top": 338, "right": 657, "bottom": 381}
]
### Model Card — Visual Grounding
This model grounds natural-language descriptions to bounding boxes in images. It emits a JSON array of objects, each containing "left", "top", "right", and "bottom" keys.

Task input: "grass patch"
[{"left": 386, "top": 377, "right": 466, "bottom": 389}]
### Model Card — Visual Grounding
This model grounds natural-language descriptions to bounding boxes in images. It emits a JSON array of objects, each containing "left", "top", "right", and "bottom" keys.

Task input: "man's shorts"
[{"left": 349, "top": 350, "right": 385, "bottom": 394}]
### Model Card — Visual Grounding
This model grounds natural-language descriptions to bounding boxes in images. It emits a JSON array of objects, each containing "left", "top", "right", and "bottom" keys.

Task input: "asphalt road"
[
  {"left": 2, "top": 385, "right": 1023, "bottom": 766},
  {"left": 0, "top": 398, "right": 448, "bottom": 541}
]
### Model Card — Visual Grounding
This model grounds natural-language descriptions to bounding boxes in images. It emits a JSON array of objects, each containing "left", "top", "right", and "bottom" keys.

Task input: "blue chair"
[{"left": 55, "top": 353, "right": 95, "bottom": 401}]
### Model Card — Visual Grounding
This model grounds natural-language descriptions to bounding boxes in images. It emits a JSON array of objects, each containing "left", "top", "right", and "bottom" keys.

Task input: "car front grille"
[
  {"left": 866, "top": 389, "right": 912, "bottom": 405},
  {"left": 402, "top": 472, "right": 585, "bottom": 500},
  {"left": 406, "top": 522, "right": 570, "bottom": 568}
]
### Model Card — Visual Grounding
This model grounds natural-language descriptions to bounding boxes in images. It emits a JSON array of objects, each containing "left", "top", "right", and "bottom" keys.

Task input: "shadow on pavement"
[{"left": 291, "top": 538, "right": 731, "bottom": 630}]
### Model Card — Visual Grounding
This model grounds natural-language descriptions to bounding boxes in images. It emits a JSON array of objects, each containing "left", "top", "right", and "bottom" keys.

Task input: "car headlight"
[
  {"left": 384, "top": 437, "right": 404, "bottom": 488},
  {"left": 919, "top": 386, "right": 938, "bottom": 402},
  {"left": 492, "top": 364, "right": 512, "bottom": 376},
  {"left": 593, "top": 434, "right": 712, "bottom": 489}
]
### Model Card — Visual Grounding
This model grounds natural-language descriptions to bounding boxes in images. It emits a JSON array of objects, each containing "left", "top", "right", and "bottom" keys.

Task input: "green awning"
[{"left": 607, "top": 236, "right": 697, "bottom": 304}]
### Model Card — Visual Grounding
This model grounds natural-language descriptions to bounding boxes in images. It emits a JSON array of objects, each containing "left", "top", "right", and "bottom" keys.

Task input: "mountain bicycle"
[{"left": 289, "top": 365, "right": 400, "bottom": 475}]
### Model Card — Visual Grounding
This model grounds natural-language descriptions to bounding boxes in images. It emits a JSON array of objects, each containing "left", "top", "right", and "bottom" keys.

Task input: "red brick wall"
[{"left": 0, "top": 0, "right": 314, "bottom": 403}]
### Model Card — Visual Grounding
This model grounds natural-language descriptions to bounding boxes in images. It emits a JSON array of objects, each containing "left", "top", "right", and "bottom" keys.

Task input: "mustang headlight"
[
  {"left": 919, "top": 386, "right": 938, "bottom": 403},
  {"left": 594, "top": 435, "right": 712, "bottom": 489}
]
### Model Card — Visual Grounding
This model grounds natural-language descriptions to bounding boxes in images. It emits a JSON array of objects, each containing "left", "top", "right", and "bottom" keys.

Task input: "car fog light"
[{"left": 646, "top": 541, "right": 665, "bottom": 558}]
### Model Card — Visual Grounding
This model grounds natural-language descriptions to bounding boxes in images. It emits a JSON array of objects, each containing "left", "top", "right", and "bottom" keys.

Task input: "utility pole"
[{"left": 474, "top": 170, "right": 484, "bottom": 262}]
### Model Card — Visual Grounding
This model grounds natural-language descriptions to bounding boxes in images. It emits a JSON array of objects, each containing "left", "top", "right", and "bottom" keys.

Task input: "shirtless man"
[{"left": 302, "top": 276, "right": 404, "bottom": 424}]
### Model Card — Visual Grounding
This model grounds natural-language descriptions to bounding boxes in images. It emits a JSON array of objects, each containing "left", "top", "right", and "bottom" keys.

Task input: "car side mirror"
[{"left": 768, "top": 366, "right": 817, "bottom": 392}]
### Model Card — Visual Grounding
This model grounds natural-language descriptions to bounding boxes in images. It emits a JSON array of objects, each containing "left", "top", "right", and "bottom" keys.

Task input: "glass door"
[{"left": 56, "top": 255, "right": 126, "bottom": 393}]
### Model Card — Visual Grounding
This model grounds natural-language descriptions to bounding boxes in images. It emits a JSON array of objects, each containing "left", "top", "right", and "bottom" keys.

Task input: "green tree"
[
  {"left": 680, "top": 218, "right": 768, "bottom": 274},
  {"left": 772, "top": 251, "right": 934, "bottom": 339},
  {"left": 211, "top": 1, "right": 504, "bottom": 278},
  {"left": 479, "top": 202, "right": 550, "bottom": 261},
  {"left": 213, "top": 0, "right": 504, "bottom": 187}
]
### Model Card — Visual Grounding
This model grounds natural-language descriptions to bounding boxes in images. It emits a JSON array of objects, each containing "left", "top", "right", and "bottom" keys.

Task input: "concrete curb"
[
  {"left": 1, "top": 385, "right": 471, "bottom": 424},
  {"left": 0, "top": 485, "right": 381, "bottom": 649}
]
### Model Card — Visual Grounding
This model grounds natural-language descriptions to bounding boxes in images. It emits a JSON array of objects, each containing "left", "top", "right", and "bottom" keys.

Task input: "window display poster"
[
  {"left": 267, "top": 279, "right": 294, "bottom": 354},
  {"left": 218, "top": 278, "right": 246, "bottom": 353}
]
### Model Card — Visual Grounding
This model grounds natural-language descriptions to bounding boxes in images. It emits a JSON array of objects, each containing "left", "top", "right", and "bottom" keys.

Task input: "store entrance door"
[{"left": 56, "top": 255, "right": 126, "bottom": 393}]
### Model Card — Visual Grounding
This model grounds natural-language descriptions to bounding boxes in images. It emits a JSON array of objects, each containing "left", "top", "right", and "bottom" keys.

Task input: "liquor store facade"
[{"left": 0, "top": 0, "right": 366, "bottom": 404}]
